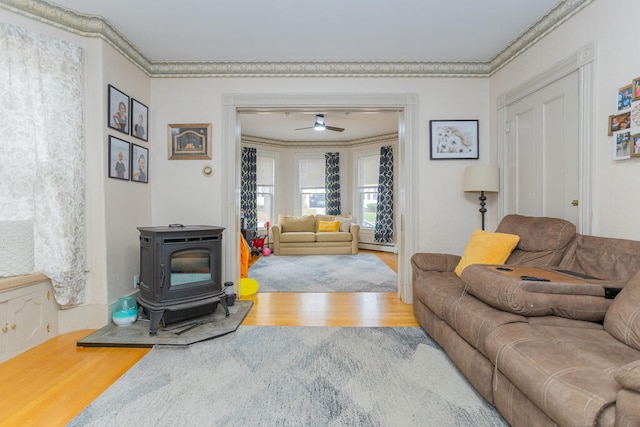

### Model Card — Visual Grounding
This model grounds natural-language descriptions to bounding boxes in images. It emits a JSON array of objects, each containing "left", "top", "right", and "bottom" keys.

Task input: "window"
[
  {"left": 256, "top": 154, "right": 275, "bottom": 228},
  {"left": 357, "top": 153, "right": 380, "bottom": 229},
  {"left": 298, "top": 157, "right": 326, "bottom": 215}
]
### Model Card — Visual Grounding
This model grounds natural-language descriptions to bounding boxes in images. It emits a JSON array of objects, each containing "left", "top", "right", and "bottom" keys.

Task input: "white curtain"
[{"left": 0, "top": 23, "right": 86, "bottom": 305}]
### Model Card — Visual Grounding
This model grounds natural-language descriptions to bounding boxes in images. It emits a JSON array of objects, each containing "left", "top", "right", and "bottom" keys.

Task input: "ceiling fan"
[{"left": 294, "top": 114, "right": 344, "bottom": 132}]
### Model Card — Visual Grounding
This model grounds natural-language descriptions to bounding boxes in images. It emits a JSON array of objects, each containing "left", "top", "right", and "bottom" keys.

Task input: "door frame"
[
  {"left": 496, "top": 42, "right": 595, "bottom": 234},
  {"left": 221, "top": 93, "right": 419, "bottom": 303}
]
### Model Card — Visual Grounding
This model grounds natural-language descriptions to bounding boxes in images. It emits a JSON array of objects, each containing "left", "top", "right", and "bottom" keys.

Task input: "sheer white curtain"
[{"left": 0, "top": 23, "right": 86, "bottom": 305}]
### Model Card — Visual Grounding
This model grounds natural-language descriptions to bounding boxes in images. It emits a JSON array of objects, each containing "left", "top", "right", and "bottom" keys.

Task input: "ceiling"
[
  {"left": 44, "top": 0, "right": 561, "bottom": 63},
  {"left": 30, "top": 0, "right": 565, "bottom": 143}
]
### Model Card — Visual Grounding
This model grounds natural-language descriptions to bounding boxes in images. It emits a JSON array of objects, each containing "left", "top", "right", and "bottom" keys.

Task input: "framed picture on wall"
[
  {"left": 429, "top": 119, "right": 479, "bottom": 160},
  {"left": 632, "top": 77, "right": 640, "bottom": 102},
  {"left": 131, "top": 98, "right": 148, "bottom": 141},
  {"left": 617, "top": 84, "right": 633, "bottom": 112},
  {"left": 608, "top": 112, "right": 630, "bottom": 136},
  {"left": 131, "top": 143, "right": 149, "bottom": 183},
  {"left": 108, "top": 85, "right": 130, "bottom": 134},
  {"left": 614, "top": 131, "right": 631, "bottom": 160},
  {"left": 167, "top": 123, "right": 212, "bottom": 160},
  {"left": 108, "top": 136, "right": 130, "bottom": 180}
]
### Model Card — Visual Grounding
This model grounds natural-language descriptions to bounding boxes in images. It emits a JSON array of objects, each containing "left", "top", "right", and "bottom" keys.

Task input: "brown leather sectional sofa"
[{"left": 411, "top": 214, "right": 640, "bottom": 426}]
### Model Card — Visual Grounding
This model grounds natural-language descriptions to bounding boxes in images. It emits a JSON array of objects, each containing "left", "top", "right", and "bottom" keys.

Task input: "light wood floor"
[{"left": 0, "top": 250, "right": 414, "bottom": 426}]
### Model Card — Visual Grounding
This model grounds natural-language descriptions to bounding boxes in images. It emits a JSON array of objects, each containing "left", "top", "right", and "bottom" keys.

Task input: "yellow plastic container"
[{"left": 239, "top": 278, "right": 259, "bottom": 296}]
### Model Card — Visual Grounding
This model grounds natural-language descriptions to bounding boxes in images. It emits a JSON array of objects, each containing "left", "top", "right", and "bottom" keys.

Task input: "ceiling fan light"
[{"left": 313, "top": 123, "right": 326, "bottom": 131}]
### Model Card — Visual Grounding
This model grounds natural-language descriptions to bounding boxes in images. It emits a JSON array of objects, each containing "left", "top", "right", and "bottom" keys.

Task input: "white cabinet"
[{"left": 0, "top": 278, "right": 58, "bottom": 363}]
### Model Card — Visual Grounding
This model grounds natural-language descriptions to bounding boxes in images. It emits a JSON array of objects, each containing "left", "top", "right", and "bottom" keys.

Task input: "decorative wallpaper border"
[{"left": 0, "top": 0, "right": 593, "bottom": 78}]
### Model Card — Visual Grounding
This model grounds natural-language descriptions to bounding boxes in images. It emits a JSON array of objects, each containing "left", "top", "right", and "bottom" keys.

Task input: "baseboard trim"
[{"left": 359, "top": 243, "right": 397, "bottom": 254}]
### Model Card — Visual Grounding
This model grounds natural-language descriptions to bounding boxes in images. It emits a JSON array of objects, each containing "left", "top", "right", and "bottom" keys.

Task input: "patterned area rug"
[
  {"left": 248, "top": 253, "right": 397, "bottom": 292},
  {"left": 69, "top": 326, "right": 507, "bottom": 426}
]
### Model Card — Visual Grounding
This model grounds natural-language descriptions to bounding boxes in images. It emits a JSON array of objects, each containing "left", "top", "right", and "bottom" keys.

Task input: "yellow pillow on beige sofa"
[
  {"left": 454, "top": 229, "right": 520, "bottom": 277},
  {"left": 317, "top": 220, "right": 340, "bottom": 232}
]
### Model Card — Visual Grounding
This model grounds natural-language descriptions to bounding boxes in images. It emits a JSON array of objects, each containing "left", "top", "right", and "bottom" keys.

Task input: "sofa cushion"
[
  {"left": 278, "top": 214, "right": 315, "bottom": 233},
  {"left": 278, "top": 232, "right": 316, "bottom": 243},
  {"left": 317, "top": 220, "right": 340, "bottom": 232},
  {"left": 316, "top": 232, "right": 352, "bottom": 242},
  {"left": 485, "top": 322, "right": 619, "bottom": 427},
  {"left": 559, "top": 234, "right": 640, "bottom": 285},
  {"left": 496, "top": 214, "right": 576, "bottom": 266},
  {"left": 454, "top": 229, "right": 520, "bottom": 277},
  {"left": 604, "top": 270, "right": 640, "bottom": 351}
]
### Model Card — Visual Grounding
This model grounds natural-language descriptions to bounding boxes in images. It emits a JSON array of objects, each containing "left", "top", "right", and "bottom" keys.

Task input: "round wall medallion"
[{"left": 202, "top": 165, "right": 214, "bottom": 177}]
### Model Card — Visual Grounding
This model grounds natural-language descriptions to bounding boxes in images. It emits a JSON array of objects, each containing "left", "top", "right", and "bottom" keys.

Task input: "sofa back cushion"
[
  {"left": 277, "top": 214, "right": 315, "bottom": 233},
  {"left": 496, "top": 214, "right": 576, "bottom": 266},
  {"left": 604, "top": 270, "right": 640, "bottom": 351},
  {"left": 559, "top": 234, "right": 640, "bottom": 284}
]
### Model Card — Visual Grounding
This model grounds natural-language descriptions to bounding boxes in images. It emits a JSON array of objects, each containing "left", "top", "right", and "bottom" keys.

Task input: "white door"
[{"left": 505, "top": 71, "right": 580, "bottom": 226}]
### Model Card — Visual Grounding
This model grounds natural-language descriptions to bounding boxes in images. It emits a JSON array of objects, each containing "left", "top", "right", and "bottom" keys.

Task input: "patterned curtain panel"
[
  {"left": 241, "top": 147, "right": 258, "bottom": 231},
  {"left": 325, "top": 152, "right": 341, "bottom": 216},
  {"left": 374, "top": 146, "right": 394, "bottom": 243},
  {"left": 0, "top": 23, "right": 86, "bottom": 305}
]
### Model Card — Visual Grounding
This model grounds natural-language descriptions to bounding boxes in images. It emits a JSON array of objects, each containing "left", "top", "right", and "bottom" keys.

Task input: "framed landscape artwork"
[
  {"left": 168, "top": 123, "right": 212, "bottom": 160},
  {"left": 429, "top": 120, "right": 479, "bottom": 160}
]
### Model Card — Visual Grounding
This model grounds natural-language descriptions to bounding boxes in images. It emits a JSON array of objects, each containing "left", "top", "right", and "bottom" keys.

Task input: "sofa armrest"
[
  {"left": 411, "top": 253, "right": 460, "bottom": 272},
  {"left": 349, "top": 224, "right": 360, "bottom": 255},
  {"left": 272, "top": 224, "right": 281, "bottom": 255},
  {"left": 614, "top": 360, "right": 640, "bottom": 393}
]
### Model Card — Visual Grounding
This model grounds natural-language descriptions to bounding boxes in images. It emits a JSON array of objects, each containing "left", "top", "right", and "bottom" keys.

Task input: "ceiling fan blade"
[
  {"left": 294, "top": 126, "right": 314, "bottom": 131},
  {"left": 325, "top": 125, "right": 345, "bottom": 132}
]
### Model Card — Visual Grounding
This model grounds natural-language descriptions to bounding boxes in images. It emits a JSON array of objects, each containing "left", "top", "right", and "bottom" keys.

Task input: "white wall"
[
  {"left": 150, "top": 78, "right": 491, "bottom": 262},
  {"left": 490, "top": 0, "right": 640, "bottom": 240}
]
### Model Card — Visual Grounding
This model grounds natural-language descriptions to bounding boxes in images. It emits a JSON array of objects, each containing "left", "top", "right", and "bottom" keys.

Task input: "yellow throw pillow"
[
  {"left": 317, "top": 220, "right": 340, "bottom": 232},
  {"left": 454, "top": 229, "right": 520, "bottom": 277}
]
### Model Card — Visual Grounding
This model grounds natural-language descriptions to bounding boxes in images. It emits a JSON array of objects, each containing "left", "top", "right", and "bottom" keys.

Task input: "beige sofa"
[
  {"left": 411, "top": 214, "right": 640, "bottom": 426},
  {"left": 272, "top": 214, "right": 359, "bottom": 256}
]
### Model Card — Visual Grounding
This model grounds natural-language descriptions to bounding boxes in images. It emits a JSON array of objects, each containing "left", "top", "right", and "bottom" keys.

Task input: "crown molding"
[
  {"left": 242, "top": 133, "right": 398, "bottom": 149},
  {"left": 0, "top": 0, "right": 593, "bottom": 78}
]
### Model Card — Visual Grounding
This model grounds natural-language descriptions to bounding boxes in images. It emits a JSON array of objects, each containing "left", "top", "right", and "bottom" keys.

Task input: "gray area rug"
[
  {"left": 77, "top": 300, "right": 253, "bottom": 348},
  {"left": 249, "top": 253, "right": 397, "bottom": 292},
  {"left": 70, "top": 326, "right": 507, "bottom": 426}
]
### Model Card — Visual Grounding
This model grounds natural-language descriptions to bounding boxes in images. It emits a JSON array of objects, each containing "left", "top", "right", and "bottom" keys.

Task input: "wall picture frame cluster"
[
  {"left": 108, "top": 84, "right": 148, "bottom": 141},
  {"left": 609, "top": 77, "right": 640, "bottom": 160},
  {"left": 108, "top": 136, "right": 149, "bottom": 183},
  {"left": 107, "top": 84, "right": 149, "bottom": 183}
]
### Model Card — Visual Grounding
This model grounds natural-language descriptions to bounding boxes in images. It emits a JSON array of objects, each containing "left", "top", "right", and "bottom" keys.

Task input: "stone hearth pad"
[{"left": 77, "top": 300, "right": 253, "bottom": 348}]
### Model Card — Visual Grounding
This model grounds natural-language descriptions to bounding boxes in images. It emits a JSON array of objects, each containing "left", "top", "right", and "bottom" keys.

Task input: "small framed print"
[
  {"left": 168, "top": 123, "right": 212, "bottom": 160},
  {"left": 608, "top": 112, "right": 631, "bottom": 136},
  {"left": 618, "top": 84, "right": 633, "bottom": 112},
  {"left": 108, "top": 85, "right": 130, "bottom": 134},
  {"left": 614, "top": 131, "right": 631, "bottom": 160},
  {"left": 631, "top": 133, "right": 640, "bottom": 158},
  {"left": 429, "top": 120, "right": 479, "bottom": 160},
  {"left": 632, "top": 77, "right": 640, "bottom": 102},
  {"left": 108, "top": 136, "right": 130, "bottom": 180},
  {"left": 131, "top": 98, "right": 148, "bottom": 141},
  {"left": 131, "top": 143, "right": 149, "bottom": 183}
]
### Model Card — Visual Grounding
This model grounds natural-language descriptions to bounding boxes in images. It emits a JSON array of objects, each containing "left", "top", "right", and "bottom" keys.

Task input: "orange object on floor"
[{"left": 240, "top": 233, "right": 250, "bottom": 278}]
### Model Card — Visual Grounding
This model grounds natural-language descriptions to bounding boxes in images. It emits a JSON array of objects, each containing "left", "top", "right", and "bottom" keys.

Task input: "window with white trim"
[
  {"left": 356, "top": 153, "right": 380, "bottom": 229},
  {"left": 298, "top": 156, "right": 326, "bottom": 216},
  {"left": 256, "top": 153, "right": 275, "bottom": 228}
]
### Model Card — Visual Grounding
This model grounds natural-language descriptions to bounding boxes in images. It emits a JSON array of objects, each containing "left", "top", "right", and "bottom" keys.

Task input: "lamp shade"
[{"left": 463, "top": 165, "right": 499, "bottom": 193}]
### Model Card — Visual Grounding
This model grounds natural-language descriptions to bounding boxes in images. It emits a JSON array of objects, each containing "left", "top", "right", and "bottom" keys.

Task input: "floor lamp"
[{"left": 463, "top": 165, "right": 499, "bottom": 230}]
